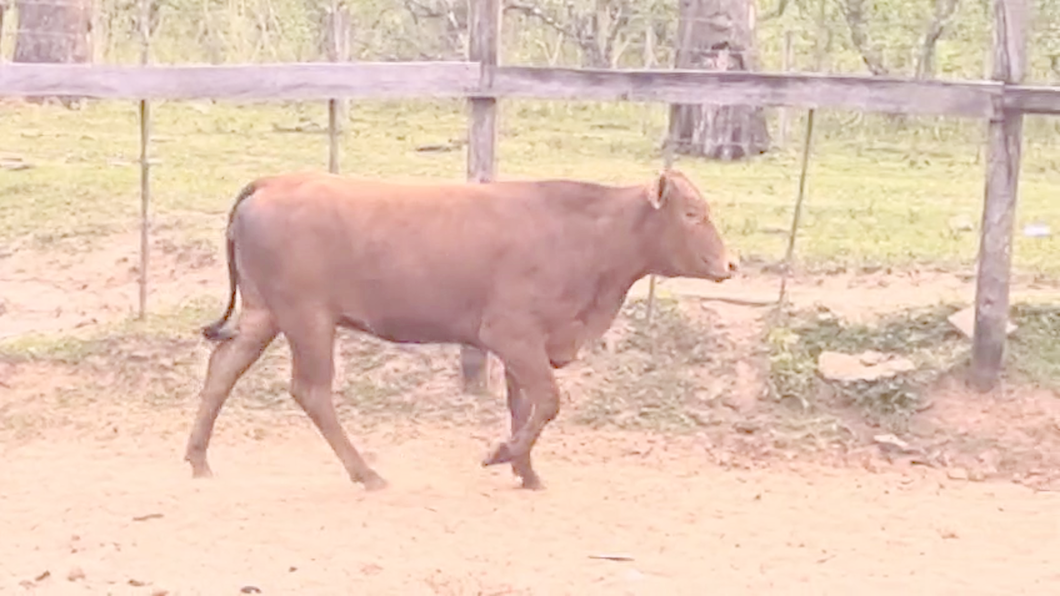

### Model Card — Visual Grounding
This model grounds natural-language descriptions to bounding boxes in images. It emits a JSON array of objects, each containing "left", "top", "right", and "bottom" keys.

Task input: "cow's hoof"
[
  {"left": 482, "top": 442, "right": 514, "bottom": 466},
  {"left": 519, "top": 475, "right": 544, "bottom": 491},
  {"left": 189, "top": 463, "right": 213, "bottom": 479},
  {"left": 361, "top": 473, "right": 388, "bottom": 492}
]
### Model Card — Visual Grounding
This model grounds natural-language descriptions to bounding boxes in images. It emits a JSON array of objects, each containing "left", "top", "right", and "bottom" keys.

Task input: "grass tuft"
[
  {"left": 1007, "top": 304, "right": 1060, "bottom": 391},
  {"left": 766, "top": 305, "right": 967, "bottom": 430},
  {"left": 572, "top": 297, "right": 738, "bottom": 431},
  {"left": 767, "top": 302, "right": 1060, "bottom": 432}
]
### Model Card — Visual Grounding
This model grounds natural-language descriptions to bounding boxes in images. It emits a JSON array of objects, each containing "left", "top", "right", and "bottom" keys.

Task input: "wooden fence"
[
  {"left": 2, "top": 62, "right": 1057, "bottom": 114},
  {"left": 2, "top": 0, "right": 1057, "bottom": 393}
]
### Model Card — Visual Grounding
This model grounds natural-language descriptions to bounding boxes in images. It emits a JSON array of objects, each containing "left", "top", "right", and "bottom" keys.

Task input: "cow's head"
[{"left": 643, "top": 170, "right": 737, "bottom": 282}]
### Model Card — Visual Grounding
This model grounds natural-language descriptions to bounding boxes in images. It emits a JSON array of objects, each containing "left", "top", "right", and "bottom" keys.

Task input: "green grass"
[
  {"left": 1007, "top": 303, "right": 1060, "bottom": 390},
  {"left": 572, "top": 297, "right": 736, "bottom": 431},
  {"left": 3, "top": 99, "right": 1060, "bottom": 277},
  {"left": 766, "top": 305, "right": 964, "bottom": 426},
  {"left": 766, "top": 302, "right": 1060, "bottom": 431}
]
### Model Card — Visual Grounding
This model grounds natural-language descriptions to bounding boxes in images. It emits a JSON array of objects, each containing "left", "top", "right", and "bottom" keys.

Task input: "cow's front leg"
[
  {"left": 504, "top": 371, "right": 542, "bottom": 490},
  {"left": 480, "top": 337, "right": 559, "bottom": 487}
]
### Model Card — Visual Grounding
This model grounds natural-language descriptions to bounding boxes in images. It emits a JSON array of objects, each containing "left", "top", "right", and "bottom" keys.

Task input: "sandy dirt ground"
[{"left": 2, "top": 416, "right": 1059, "bottom": 596}]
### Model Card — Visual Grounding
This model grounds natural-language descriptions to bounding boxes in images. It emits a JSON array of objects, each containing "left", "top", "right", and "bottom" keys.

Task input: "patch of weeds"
[
  {"left": 334, "top": 333, "right": 448, "bottom": 419},
  {"left": 338, "top": 378, "right": 418, "bottom": 417},
  {"left": 154, "top": 234, "right": 219, "bottom": 269},
  {"left": 573, "top": 297, "right": 735, "bottom": 431},
  {"left": 766, "top": 304, "right": 967, "bottom": 430},
  {"left": 0, "top": 301, "right": 229, "bottom": 413},
  {"left": 1008, "top": 303, "right": 1060, "bottom": 390},
  {"left": 30, "top": 223, "right": 118, "bottom": 253},
  {"left": 0, "top": 333, "right": 108, "bottom": 364},
  {"left": 0, "top": 298, "right": 220, "bottom": 363}
]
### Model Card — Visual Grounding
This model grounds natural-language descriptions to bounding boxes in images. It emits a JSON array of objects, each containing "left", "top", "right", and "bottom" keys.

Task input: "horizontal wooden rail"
[
  {"left": 1003, "top": 85, "right": 1060, "bottom": 115},
  {"left": 0, "top": 62, "right": 482, "bottom": 100},
  {"left": 1, "top": 62, "right": 1058, "bottom": 117},
  {"left": 486, "top": 67, "right": 1005, "bottom": 118}
]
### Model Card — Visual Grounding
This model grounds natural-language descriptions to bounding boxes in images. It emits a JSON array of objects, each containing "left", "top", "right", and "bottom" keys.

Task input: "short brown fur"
[{"left": 185, "top": 169, "right": 736, "bottom": 491}]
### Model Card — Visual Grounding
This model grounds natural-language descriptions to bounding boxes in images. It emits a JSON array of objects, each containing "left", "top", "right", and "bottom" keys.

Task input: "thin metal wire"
[
  {"left": 137, "top": 0, "right": 151, "bottom": 319},
  {"left": 776, "top": 109, "right": 817, "bottom": 311},
  {"left": 645, "top": 117, "right": 678, "bottom": 327}
]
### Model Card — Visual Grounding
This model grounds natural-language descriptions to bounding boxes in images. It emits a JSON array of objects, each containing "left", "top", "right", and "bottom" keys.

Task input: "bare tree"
[
  {"left": 401, "top": 0, "right": 469, "bottom": 60},
  {"left": 319, "top": 0, "right": 353, "bottom": 61},
  {"left": 839, "top": 0, "right": 960, "bottom": 80},
  {"left": 667, "top": 0, "right": 770, "bottom": 160},
  {"left": 839, "top": 0, "right": 888, "bottom": 75},
  {"left": 915, "top": 0, "right": 960, "bottom": 79},
  {"left": 505, "top": 0, "right": 637, "bottom": 68}
]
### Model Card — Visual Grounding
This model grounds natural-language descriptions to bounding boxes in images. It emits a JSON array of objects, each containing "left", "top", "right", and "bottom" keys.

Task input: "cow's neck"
[{"left": 589, "top": 191, "right": 660, "bottom": 314}]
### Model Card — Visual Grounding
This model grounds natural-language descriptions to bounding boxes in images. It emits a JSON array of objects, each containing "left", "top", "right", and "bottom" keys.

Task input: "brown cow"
[{"left": 184, "top": 169, "right": 736, "bottom": 491}]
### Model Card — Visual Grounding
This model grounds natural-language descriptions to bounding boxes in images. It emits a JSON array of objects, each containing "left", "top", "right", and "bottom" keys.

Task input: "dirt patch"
[
  {"left": 4, "top": 232, "right": 1059, "bottom": 488},
  {"left": 3, "top": 256, "right": 1060, "bottom": 593},
  {"left": 637, "top": 267, "right": 1060, "bottom": 324},
  {"left": 4, "top": 292, "right": 1058, "bottom": 490},
  {"left": 3, "top": 231, "right": 1060, "bottom": 594},
  {"left": 0, "top": 226, "right": 220, "bottom": 341},
  {"left": 2, "top": 421, "right": 1059, "bottom": 595},
  {"left": 910, "top": 376, "right": 1060, "bottom": 489}
]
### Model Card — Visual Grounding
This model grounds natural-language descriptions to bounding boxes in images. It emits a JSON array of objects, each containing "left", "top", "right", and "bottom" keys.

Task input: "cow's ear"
[{"left": 647, "top": 171, "right": 671, "bottom": 210}]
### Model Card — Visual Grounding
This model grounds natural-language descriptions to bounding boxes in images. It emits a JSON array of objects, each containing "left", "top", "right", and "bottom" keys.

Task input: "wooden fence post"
[
  {"left": 137, "top": 0, "right": 152, "bottom": 319},
  {"left": 970, "top": 0, "right": 1026, "bottom": 392},
  {"left": 328, "top": 99, "right": 340, "bottom": 173},
  {"left": 461, "top": 0, "right": 500, "bottom": 394},
  {"left": 326, "top": 0, "right": 347, "bottom": 174}
]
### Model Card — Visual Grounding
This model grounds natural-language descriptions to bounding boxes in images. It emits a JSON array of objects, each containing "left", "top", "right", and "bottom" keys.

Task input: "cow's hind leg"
[
  {"left": 284, "top": 314, "right": 387, "bottom": 491},
  {"left": 185, "top": 307, "right": 278, "bottom": 478},
  {"left": 506, "top": 372, "right": 542, "bottom": 490}
]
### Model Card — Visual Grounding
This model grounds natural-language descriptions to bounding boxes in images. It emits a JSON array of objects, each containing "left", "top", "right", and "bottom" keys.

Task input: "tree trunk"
[
  {"left": 322, "top": 5, "right": 352, "bottom": 62},
  {"left": 667, "top": 0, "right": 770, "bottom": 160},
  {"left": 0, "top": 2, "right": 8, "bottom": 54},
  {"left": 15, "top": 0, "right": 93, "bottom": 63},
  {"left": 841, "top": 0, "right": 888, "bottom": 75},
  {"left": 915, "top": 0, "right": 960, "bottom": 79},
  {"left": 14, "top": 0, "right": 94, "bottom": 105}
]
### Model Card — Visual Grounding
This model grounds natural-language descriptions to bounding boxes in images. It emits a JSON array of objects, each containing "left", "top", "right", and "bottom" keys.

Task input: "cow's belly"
[
  {"left": 338, "top": 313, "right": 468, "bottom": 345},
  {"left": 333, "top": 278, "right": 484, "bottom": 346}
]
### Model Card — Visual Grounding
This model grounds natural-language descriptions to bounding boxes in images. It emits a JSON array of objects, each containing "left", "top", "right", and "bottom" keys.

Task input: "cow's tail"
[{"left": 201, "top": 181, "right": 258, "bottom": 342}]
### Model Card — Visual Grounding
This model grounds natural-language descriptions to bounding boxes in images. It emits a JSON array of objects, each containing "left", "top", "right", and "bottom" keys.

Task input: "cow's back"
[{"left": 229, "top": 174, "right": 639, "bottom": 345}]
